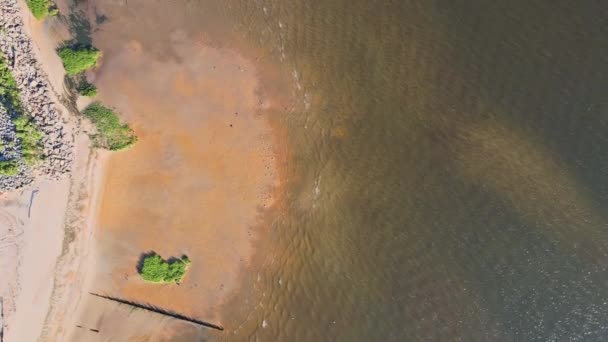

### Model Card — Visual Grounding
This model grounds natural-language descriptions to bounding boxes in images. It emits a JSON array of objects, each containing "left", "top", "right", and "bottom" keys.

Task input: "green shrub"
[
  {"left": 82, "top": 103, "right": 136, "bottom": 150},
  {"left": 14, "top": 116, "right": 44, "bottom": 165},
  {"left": 26, "top": 0, "right": 55, "bottom": 20},
  {"left": 0, "top": 160, "right": 19, "bottom": 176},
  {"left": 76, "top": 79, "right": 97, "bottom": 97},
  {"left": 139, "top": 253, "right": 192, "bottom": 283},
  {"left": 58, "top": 46, "right": 101, "bottom": 75},
  {"left": 0, "top": 55, "right": 22, "bottom": 113}
]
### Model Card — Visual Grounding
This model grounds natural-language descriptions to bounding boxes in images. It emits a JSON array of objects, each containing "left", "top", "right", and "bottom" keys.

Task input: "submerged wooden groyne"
[{"left": 89, "top": 293, "right": 224, "bottom": 331}]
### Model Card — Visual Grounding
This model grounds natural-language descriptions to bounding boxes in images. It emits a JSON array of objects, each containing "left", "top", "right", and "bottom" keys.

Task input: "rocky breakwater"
[{"left": 0, "top": 0, "right": 74, "bottom": 191}]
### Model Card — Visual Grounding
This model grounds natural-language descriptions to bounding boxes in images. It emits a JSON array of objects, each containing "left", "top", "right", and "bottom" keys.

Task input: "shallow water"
[
  {"left": 218, "top": 1, "right": 608, "bottom": 341},
  {"left": 83, "top": 0, "right": 608, "bottom": 341}
]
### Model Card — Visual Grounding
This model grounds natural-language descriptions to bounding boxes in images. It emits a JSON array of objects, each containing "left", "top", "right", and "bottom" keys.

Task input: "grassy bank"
[
  {"left": 0, "top": 160, "right": 19, "bottom": 176},
  {"left": 0, "top": 53, "right": 22, "bottom": 113},
  {"left": 14, "top": 116, "right": 44, "bottom": 164},
  {"left": 58, "top": 43, "right": 135, "bottom": 152},
  {"left": 25, "top": 0, "right": 58, "bottom": 20},
  {"left": 58, "top": 46, "right": 101, "bottom": 75},
  {"left": 82, "top": 103, "right": 136, "bottom": 150},
  {"left": 139, "top": 253, "right": 191, "bottom": 283}
]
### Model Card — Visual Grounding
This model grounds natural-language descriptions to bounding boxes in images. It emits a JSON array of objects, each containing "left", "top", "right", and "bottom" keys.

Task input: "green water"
[{"left": 86, "top": 0, "right": 608, "bottom": 340}]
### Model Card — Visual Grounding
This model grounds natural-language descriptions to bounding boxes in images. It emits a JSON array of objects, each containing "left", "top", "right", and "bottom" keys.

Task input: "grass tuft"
[
  {"left": 0, "top": 54, "right": 22, "bottom": 113},
  {"left": 14, "top": 116, "right": 44, "bottom": 165},
  {"left": 58, "top": 46, "right": 101, "bottom": 75},
  {"left": 76, "top": 79, "right": 97, "bottom": 97},
  {"left": 139, "top": 253, "right": 192, "bottom": 283},
  {"left": 82, "top": 103, "right": 136, "bottom": 150},
  {"left": 0, "top": 160, "right": 19, "bottom": 176},
  {"left": 26, "top": 0, "right": 57, "bottom": 20}
]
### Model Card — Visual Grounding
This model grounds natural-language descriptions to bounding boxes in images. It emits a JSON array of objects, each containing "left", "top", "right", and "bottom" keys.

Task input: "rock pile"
[{"left": 0, "top": 0, "right": 74, "bottom": 190}]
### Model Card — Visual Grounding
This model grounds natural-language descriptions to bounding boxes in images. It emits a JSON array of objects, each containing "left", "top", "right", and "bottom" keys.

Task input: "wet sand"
[
  {"left": 94, "top": 42, "right": 280, "bottom": 318},
  {"left": 65, "top": 0, "right": 290, "bottom": 339}
]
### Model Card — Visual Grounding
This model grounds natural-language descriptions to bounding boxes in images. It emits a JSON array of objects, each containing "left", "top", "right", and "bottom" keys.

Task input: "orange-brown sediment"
[
  {"left": 62, "top": 1, "right": 294, "bottom": 338},
  {"left": 90, "top": 42, "right": 285, "bottom": 321}
]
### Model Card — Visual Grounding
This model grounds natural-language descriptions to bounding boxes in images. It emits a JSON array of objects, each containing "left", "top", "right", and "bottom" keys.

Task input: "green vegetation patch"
[
  {"left": 82, "top": 103, "right": 136, "bottom": 150},
  {"left": 25, "top": 0, "right": 58, "bottom": 20},
  {"left": 58, "top": 46, "right": 101, "bottom": 75},
  {"left": 76, "top": 79, "right": 97, "bottom": 97},
  {"left": 0, "top": 160, "right": 19, "bottom": 176},
  {"left": 14, "top": 116, "right": 44, "bottom": 165},
  {"left": 0, "top": 54, "right": 22, "bottom": 113},
  {"left": 139, "top": 253, "right": 191, "bottom": 283}
]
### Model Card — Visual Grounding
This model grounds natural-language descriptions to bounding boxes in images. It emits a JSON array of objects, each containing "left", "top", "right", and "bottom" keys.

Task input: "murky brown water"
[{"left": 70, "top": 0, "right": 608, "bottom": 341}]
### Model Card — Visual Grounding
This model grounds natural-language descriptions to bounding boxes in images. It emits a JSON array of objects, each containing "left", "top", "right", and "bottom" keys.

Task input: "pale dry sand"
[
  {"left": 39, "top": 136, "right": 107, "bottom": 342},
  {"left": 0, "top": 180, "right": 69, "bottom": 342},
  {"left": 0, "top": 137, "right": 104, "bottom": 342}
]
